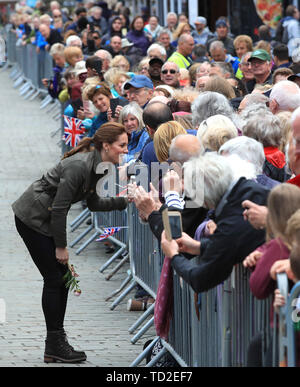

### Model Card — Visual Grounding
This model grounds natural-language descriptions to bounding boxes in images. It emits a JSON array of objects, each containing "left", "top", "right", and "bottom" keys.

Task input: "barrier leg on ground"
[
  {"left": 70, "top": 223, "right": 93, "bottom": 248},
  {"left": 105, "top": 252, "right": 129, "bottom": 281},
  {"left": 129, "top": 303, "right": 155, "bottom": 334},
  {"left": 40, "top": 95, "right": 53, "bottom": 109},
  {"left": 110, "top": 280, "right": 137, "bottom": 311},
  {"left": 145, "top": 347, "right": 168, "bottom": 367},
  {"left": 130, "top": 337, "right": 160, "bottom": 367},
  {"left": 99, "top": 243, "right": 127, "bottom": 273},
  {"left": 131, "top": 316, "right": 154, "bottom": 344},
  {"left": 105, "top": 269, "right": 133, "bottom": 302},
  {"left": 70, "top": 208, "right": 90, "bottom": 231}
]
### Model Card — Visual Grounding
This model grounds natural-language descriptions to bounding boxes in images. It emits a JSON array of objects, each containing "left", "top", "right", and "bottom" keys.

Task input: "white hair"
[
  {"left": 66, "top": 35, "right": 82, "bottom": 47},
  {"left": 147, "top": 43, "right": 167, "bottom": 57},
  {"left": 270, "top": 80, "right": 300, "bottom": 111},
  {"left": 219, "top": 136, "right": 265, "bottom": 174},
  {"left": 183, "top": 153, "right": 234, "bottom": 208},
  {"left": 292, "top": 46, "right": 300, "bottom": 63},
  {"left": 118, "top": 102, "right": 144, "bottom": 131},
  {"left": 197, "top": 114, "right": 238, "bottom": 152}
]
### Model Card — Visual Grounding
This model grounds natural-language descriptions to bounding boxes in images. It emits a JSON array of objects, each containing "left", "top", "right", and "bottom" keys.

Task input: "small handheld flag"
[
  {"left": 96, "top": 227, "right": 121, "bottom": 241},
  {"left": 63, "top": 115, "right": 85, "bottom": 148}
]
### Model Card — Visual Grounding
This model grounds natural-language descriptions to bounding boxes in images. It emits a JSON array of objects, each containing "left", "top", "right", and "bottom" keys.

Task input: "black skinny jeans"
[{"left": 15, "top": 216, "right": 69, "bottom": 332}]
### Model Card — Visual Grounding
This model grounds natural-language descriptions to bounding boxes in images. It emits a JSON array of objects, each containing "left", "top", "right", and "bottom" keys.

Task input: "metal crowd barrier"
[
  {"left": 3, "top": 29, "right": 61, "bottom": 113},
  {"left": 68, "top": 198, "right": 296, "bottom": 367}
]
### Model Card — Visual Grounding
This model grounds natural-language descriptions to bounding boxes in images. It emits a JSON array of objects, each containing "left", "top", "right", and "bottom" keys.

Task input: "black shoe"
[
  {"left": 44, "top": 329, "right": 87, "bottom": 363},
  {"left": 105, "top": 246, "right": 115, "bottom": 254}
]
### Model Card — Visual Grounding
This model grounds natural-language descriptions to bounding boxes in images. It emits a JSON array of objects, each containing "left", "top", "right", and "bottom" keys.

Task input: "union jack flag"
[
  {"left": 96, "top": 227, "right": 121, "bottom": 242},
  {"left": 63, "top": 115, "right": 85, "bottom": 148}
]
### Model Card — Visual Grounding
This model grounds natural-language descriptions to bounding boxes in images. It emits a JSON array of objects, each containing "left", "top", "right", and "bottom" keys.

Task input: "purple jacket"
[{"left": 126, "top": 30, "right": 150, "bottom": 56}]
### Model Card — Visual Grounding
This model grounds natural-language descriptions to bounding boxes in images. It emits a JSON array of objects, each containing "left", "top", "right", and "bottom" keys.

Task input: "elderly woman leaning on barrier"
[
  {"left": 12, "top": 123, "right": 128, "bottom": 364},
  {"left": 160, "top": 152, "right": 270, "bottom": 293},
  {"left": 132, "top": 134, "right": 208, "bottom": 240}
]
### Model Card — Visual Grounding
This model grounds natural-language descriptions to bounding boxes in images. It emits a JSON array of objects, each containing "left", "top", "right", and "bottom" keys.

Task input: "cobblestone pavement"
[{"left": 0, "top": 70, "right": 154, "bottom": 367}]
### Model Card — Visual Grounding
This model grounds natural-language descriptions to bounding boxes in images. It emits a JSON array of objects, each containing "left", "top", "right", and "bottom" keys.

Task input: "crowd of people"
[{"left": 7, "top": 0, "right": 300, "bottom": 366}]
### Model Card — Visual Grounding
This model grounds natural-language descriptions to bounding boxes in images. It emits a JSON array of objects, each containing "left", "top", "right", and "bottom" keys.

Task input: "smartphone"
[
  {"left": 93, "top": 60, "right": 103, "bottom": 77},
  {"left": 83, "top": 100, "right": 90, "bottom": 111},
  {"left": 110, "top": 98, "right": 119, "bottom": 118},
  {"left": 162, "top": 209, "right": 182, "bottom": 241}
]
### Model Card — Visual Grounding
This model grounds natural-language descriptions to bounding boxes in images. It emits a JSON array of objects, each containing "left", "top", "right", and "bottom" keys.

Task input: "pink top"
[{"left": 249, "top": 238, "right": 290, "bottom": 300}]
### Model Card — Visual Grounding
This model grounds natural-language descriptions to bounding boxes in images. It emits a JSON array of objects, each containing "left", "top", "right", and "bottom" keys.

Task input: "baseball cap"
[
  {"left": 248, "top": 49, "right": 271, "bottom": 62},
  {"left": 123, "top": 75, "right": 154, "bottom": 90},
  {"left": 215, "top": 20, "right": 227, "bottom": 28},
  {"left": 194, "top": 16, "right": 207, "bottom": 25},
  {"left": 149, "top": 57, "right": 164, "bottom": 67},
  {"left": 288, "top": 73, "right": 300, "bottom": 81}
]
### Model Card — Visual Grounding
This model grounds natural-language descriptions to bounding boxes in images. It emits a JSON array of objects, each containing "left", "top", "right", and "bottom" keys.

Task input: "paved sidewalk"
[{"left": 0, "top": 70, "right": 154, "bottom": 367}]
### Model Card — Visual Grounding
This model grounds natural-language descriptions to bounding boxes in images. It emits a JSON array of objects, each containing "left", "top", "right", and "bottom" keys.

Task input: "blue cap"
[
  {"left": 123, "top": 75, "right": 154, "bottom": 90},
  {"left": 215, "top": 20, "right": 227, "bottom": 28}
]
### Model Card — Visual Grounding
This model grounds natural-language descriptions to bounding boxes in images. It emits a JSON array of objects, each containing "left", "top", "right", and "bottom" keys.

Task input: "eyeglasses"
[
  {"left": 161, "top": 69, "right": 177, "bottom": 74},
  {"left": 127, "top": 88, "right": 144, "bottom": 95}
]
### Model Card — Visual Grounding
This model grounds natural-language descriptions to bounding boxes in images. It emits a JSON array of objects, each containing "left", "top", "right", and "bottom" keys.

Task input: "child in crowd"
[
  {"left": 244, "top": 184, "right": 300, "bottom": 366},
  {"left": 272, "top": 208, "right": 300, "bottom": 367},
  {"left": 42, "top": 43, "right": 66, "bottom": 99}
]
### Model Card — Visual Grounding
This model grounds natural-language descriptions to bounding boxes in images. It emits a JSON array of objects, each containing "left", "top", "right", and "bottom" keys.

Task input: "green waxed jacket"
[{"left": 12, "top": 149, "right": 127, "bottom": 247}]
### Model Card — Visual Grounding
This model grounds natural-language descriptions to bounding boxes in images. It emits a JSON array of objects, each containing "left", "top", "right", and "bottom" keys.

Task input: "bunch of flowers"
[{"left": 63, "top": 263, "right": 81, "bottom": 296}]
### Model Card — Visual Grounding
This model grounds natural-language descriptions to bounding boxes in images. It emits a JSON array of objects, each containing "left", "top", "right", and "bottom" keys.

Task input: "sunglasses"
[
  {"left": 93, "top": 36, "right": 101, "bottom": 40},
  {"left": 161, "top": 69, "right": 177, "bottom": 74}
]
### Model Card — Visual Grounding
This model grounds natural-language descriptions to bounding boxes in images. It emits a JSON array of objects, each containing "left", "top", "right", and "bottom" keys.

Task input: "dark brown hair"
[
  {"left": 62, "top": 122, "right": 127, "bottom": 159},
  {"left": 87, "top": 82, "right": 111, "bottom": 101},
  {"left": 167, "top": 98, "right": 191, "bottom": 113}
]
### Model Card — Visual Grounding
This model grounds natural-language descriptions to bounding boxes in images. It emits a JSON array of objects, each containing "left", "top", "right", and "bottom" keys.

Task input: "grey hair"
[
  {"left": 147, "top": 43, "right": 167, "bottom": 57},
  {"left": 269, "top": 80, "right": 300, "bottom": 111},
  {"left": 241, "top": 93, "right": 269, "bottom": 109},
  {"left": 209, "top": 40, "right": 225, "bottom": 52},
  {"left": 191, "top": 91, "right": 234, "bottom": 128},
  {"left": 158, "top": 28, "right": 173, "bottom": 40},
  {"left": 118, "top": 102, "right": 144, "bottom": 131},
  {"left": 240, "top": 103, "right": 270, "bottom": 129},
  {"left": 219, "top": 136, "right": 265, "bottom": 174},
  {"left": 183, "top": 153, "right": 234, "bottom": 209},
  {"left": 167, "top": 12, "right": 178, "bottom": 19},
  {"left": 243, "top": 112, "right": 283, "bottom": 148}
]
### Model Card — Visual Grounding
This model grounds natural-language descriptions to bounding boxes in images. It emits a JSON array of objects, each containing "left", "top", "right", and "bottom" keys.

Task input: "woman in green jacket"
[{"left": 12, "top": 122, "right": 128, "bottom": 364}]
